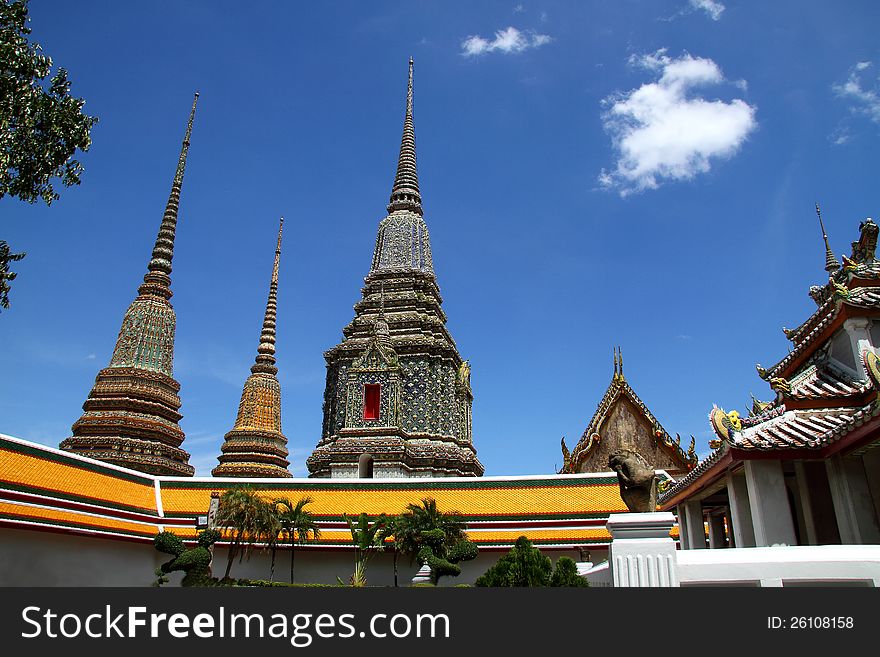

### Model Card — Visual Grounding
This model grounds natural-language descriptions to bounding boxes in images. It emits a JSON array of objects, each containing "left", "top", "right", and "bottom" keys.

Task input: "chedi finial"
[
  {"left": 139, "top": 92, "right": 199, "bottom": 301},
  {"left": 252, "top": 216, "right": 284, "bottom": 375},
  {"left": 387, "top": 57, "right": 422, "bottom": 215},
  {"left": 816, "top": 203, "right": 840, "bottom": 274}
]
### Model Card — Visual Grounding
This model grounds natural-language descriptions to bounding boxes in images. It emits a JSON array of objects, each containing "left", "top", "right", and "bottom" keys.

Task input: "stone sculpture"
[{"left": 608, "top": 448, "right": 658, "bottom": 513}]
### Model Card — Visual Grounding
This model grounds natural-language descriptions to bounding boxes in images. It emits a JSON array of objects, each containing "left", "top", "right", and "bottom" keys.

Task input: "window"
[{"left": 363, "top": 384, "right": 380, "bottom": 420}]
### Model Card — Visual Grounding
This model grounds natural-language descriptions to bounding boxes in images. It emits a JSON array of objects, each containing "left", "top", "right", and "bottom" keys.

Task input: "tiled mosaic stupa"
[
  {"left": 213, "top": 217, "right": 292, "bottom": 478},
  {"left": 307, "top": 59, "right": 483, "bottom": 478},
  {"left": 59, "top": 94, "right": 199, "bottom": 477}
]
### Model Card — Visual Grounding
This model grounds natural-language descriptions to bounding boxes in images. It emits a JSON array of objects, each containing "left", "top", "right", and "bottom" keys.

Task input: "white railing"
[
  {"left": 586, "top": 513, "right": 880, "bottom": 587},
  {"left": 675, "top": 544, "right": 880, "bottom": 587}
]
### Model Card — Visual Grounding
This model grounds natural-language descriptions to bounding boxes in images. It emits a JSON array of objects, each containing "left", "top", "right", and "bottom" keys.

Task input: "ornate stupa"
[
  {"left": 307, "top": 58, "right": 483, "bottom": 478},
  {"left": 212, "top": 217, "right": 292, "bottom": 478},
  {"left": 60, "top": 94, "right": 199, "bottom": 476}
]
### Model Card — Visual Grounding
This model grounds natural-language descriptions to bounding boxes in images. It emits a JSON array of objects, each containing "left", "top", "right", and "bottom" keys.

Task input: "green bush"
[
  {"left": 550, "top": 557, "right": 589, "bottom": 587},
  {"left": 474, "top": 536, "right": 552, "bottom": 587},
  {"left": 475, "top": 537, "right": 589, "bottom": 587}
]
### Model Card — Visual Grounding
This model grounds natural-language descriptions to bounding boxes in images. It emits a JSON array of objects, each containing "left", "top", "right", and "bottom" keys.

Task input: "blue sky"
[{"left": 1, "top": 1, "right": 879, "bottom": 476}]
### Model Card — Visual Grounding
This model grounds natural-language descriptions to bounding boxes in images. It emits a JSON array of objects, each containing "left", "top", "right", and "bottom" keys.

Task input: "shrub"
[{"left": 550, "top": 557, "right": 589, "bottom": 587}]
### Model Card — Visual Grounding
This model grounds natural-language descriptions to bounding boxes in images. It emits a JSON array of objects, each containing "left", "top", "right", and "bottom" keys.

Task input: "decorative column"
[
  {"left": 607, "top": 512, "right": 679, "bottom": 587},
  {"left": 726, "top": 470, "right": 756, "bottom": 547},
  {"left": 744, "top": 459, "right": 797, "bottom": 546},
  {"left": 794, "top": 461, "right": 819, "bottom": 545},
  {"left": 707, "top": 513, "right": 727, "bottom": 548},
  {"left": 676, "top": 504, "right": 690, "bottom": 549},
  {"left": 826, "top": 454, "right": 880, "bottom": 544},
  {"left": 683, "top": 501, "right": 705, "bottom": 549}
]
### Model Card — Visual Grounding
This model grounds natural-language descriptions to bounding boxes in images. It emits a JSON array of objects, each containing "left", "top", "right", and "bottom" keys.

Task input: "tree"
[
  {"left": 343, "top": 512, "right": 389, "bottom": 586},
  {"left": 395, "top": 497, "right": 478, "bottom": 585},
  {"left": 550, "top": 556, "right": 589, "bottom": 587},
  {"left": 273, "top": 496, "right": 321, "bottom": 584},
  {"left": 0, "top": 240, "right": 25, "bottom": 310},
  {"left": 474, "top": 536, "right": 552, "bottom": 587},
  {"left": 1, "top": 0, "right": 97, "bottom": 204},
  {"left": 153, "top": 529, "right": 221, "bottom": 587},
  {"left": 1, "top": 0, "right": 98, "bottom": 310},
  {"left": 213, "top": 486, "right": 275, "bottom": 580}
]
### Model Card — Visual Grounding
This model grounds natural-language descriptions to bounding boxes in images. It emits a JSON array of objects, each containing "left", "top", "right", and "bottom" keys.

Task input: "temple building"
[
  {"left": 560, "top": 348, "right": 695, "bottom": 479},
  {"left": 306, "top": 59, "right": 483, "bottom": 479},
  {"left": 59, "top": 94, "right": 200, "bottom": 477},
  {"left": 661, "top": 212, "right": 880, "bottom": 549},
  {"left": 212, "top": 217, "right": 292, "bottom": 478}
]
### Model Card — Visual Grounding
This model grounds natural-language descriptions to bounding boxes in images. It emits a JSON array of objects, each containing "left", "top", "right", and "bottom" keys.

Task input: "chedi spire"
[
  {"left": 816, "top": 203, "right": 840, "bottom": 274},
  {"left": 387, "top": 57, "right": 421, "bottom": 216},
  {"left": 213, "top": 217, "right": 292, "bottom": 478},
  {"left": 60, "top": 94, "right": 200, "bottom": 476}
]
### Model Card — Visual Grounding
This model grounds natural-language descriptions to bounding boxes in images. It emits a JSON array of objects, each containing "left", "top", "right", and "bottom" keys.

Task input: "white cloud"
[
  {"left": 833, "top": 61, "right": 880, "bottom": 124},
  {"left": 830, "top": 125, "right": 852, "bottom": 146},
  {"left": 689, "top": 0, "right": 725, "bottom": 20},
  {"left": 600, "top": 50, "right": 757, "bottom": 195},
  {"left": 461, "top": 26, "right": 552, "bottom": 57},
  {"left": 513, "top": 4, "right": 525, "bottom": 13}
]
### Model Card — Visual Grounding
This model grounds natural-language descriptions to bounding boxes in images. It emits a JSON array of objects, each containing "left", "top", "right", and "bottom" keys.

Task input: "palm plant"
[
  {"left": 213, "top": 485, "right": 276, "bottom": 580},
  {"left": 343, "top": 512, "right": 389, "bottom": 587},
  {"left": 273, "top": 496, "right": 321, "bottom": 584},
  {"left": 395, "top": 497, "right": 477, "bottom": 585}
]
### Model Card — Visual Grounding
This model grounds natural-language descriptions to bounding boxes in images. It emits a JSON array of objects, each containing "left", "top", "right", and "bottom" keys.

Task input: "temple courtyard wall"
[{"left": 0, "top": 527, "right": 594, "bottom": 587}]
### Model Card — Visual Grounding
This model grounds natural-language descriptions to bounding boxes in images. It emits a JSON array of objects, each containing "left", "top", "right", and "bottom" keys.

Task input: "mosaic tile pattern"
[
  {"left": 60, "top": 95, "right": 200, "bottom": 477},
  {"left": 308, "top": 60, "right": 481, "bottom": 478}
]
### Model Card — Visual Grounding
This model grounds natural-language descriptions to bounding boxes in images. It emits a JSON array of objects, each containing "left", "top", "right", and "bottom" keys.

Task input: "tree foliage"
[
  {"left": 343, "top": 512, "right": 389, "bottom": 586},
  {"left": 550, "top": 556, "right": 589, "bottom": 587},
  {"left": 1, "top": 0, "right": 98, "bottom": 312},
  {"left": 153, "top": 529, "right": 221, "bottom": 587},
  {"left": 273, "top": 496, "right": 320, "bottom": 584},
  {"left": 475, "top": 536, "right": 552, "bottom": 587},
  {"left": 213, "top": 486, "right": 277, "bottom": 580},
  {"left": 395, "top": 497, "right": 478, "bottom": 585},
  {"left": 0, "top": 239, "right": 24, "bottom": 310},
  {"left": 475, "top": 536, "right": 588, "bottom": 587},
  {"left": 1, "top": 0, "right": 98, "bottom": 204}
]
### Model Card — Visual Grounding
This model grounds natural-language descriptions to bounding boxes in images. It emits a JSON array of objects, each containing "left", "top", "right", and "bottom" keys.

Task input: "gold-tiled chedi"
[
  {"left": 60, "top": 94, "right": 199, "bottom": 476},
  {"left": 212, "top": 218, "right": 292, "bottom": 477}
]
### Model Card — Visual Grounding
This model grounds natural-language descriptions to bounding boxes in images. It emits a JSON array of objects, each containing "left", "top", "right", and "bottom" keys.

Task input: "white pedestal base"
[{"left": 607, "top": 512, "right": 679, "bottom": 587}]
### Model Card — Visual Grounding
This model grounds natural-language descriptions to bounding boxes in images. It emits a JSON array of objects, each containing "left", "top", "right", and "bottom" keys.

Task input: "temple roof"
[
  {"left": 660, "top": 217, "right": 880, "bottom": 508},
  {"left": 761, "top": 218, "right": 880, "bottom": 381},
  {"left": 561, "top": 350, "right": 694, "bottom": 474},
  {"left": 0, "top": 434, "right": 674, "bottom": 550}
]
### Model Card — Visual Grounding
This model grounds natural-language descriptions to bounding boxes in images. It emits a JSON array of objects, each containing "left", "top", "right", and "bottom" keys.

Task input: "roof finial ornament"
[
  {"left": 387, "top": 57, "right": 422, "bottom": 216},
  {"left": 613, "top": 347, "right": 619, "bottom": 379},
  {"left": 251, "top": 216, "right": 284, "bottom": 375},
  {"left": 618, "top": 346, "right": 624, "bottom": 380},
  {"left": 816, "top": 202, "right": 840, "bottom": 273},
  {"left": 138, "top": 92, "right": 199, "bottom": 301}
]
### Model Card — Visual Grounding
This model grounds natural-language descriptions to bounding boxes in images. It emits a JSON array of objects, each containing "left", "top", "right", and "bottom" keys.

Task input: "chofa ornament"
[{"left": 862, "top": 349, "right": 880, "bottom": 392}]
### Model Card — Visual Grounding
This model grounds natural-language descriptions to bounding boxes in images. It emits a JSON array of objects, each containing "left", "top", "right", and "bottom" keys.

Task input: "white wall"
[
  {"left": 676, "top": 545, "right": 880, "bottom": 587},
  {"left": 0, "top": 527, "right": 598, "bottom": 587},
  {"left": 0, "top": 528, "right": 167, "bottom": 586}
]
